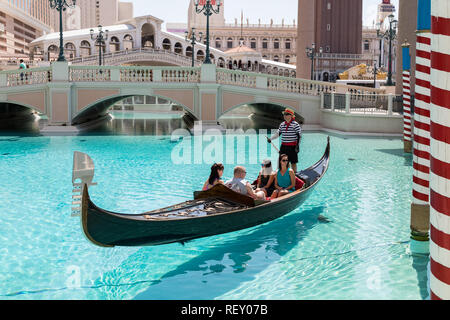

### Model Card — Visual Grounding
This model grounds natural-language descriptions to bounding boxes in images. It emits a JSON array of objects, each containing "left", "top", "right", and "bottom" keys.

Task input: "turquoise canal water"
[{"left": 0, "top": 132, "right": 428, "bottom": 299}]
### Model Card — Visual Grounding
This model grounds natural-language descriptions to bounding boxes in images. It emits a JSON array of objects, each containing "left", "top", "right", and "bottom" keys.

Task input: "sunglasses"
[
  {"left": 261, "top": 163, "right": 271, "bottom": 168},
  {"left": 281, "top": 159, "right": 289, "bottom": 162}
]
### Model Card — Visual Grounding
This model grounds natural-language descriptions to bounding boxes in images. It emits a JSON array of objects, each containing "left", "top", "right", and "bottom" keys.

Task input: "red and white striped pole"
[
  {"left": 402, "top": 41, "right": 412, "bottom": 153},
  {"left": 410, "top": 0, "right": 431, "bottom": 254},
  {"left": 429, "top": 0, "right": 450, "bottom": 301}
]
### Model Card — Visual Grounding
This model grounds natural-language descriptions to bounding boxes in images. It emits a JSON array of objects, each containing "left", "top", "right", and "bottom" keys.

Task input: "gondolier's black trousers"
[{"left": 280, "top": 144, "right": 298, "bottom": 164}]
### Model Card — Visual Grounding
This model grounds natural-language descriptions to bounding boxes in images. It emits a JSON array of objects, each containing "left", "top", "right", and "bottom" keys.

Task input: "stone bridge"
[{"left": 0, "top": 62, "right": 391, "bottom": 132}]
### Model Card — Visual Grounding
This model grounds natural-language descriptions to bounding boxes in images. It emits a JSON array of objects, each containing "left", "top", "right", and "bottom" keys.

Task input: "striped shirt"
[{"left": 278, "top": 121, "right": 302, "bottom": 144}]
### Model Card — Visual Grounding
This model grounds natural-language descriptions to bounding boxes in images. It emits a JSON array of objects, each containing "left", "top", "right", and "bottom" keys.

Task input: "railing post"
[
  {"left": 345, "top": 92, "right": 351, "bottom": 113},
  {"left": 201, "top": 64, "right": 217, "bottom": 83},
  {"left": 331, "top": 92, "right": 335, "bottom": 112},
  {"left": 320, "top": 92, "right": 324, "bottom": 109},
  {"left": 388, "top": 93, "right": 393, "bottom": 115},
  {"left": 110, "top": 68, "right": 120, "bottom": 81},
  {"left": 153, "top": 69, "right": 162, "bottom": 82},
  {"left": 256, "top": 75, "right": 267, "bottom": 89},
  {"left": 51, "top": 61, "right": 69, "bottom": 81},
  {"left": 0, "top": 73, "right": 7, "bottom": 87}
]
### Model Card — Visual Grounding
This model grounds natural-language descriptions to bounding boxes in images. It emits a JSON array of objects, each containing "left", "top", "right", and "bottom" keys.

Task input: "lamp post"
[
  {"left": 185, "top": 28, "right": 203, "bottom": 67},
  {"left": 375, "top": 22, "right": 383, "bottom": 68},
  {"left": 305, "top": 43, "right": 323, "bottom": 81},
  {"left": 194, "top": 0, "right": 221, "bottom": 64},
  {"left": 49, "top": 0, "right": 76, "bottom": 62},
  {"left": 90, "top": 25, "right": 109, "bottom": 66},
  {"left": 377, "top": 14, "right": 398, "bottom": 86},
  {"left": 373, "top": 60, "right": 378, "bottom": 89}
]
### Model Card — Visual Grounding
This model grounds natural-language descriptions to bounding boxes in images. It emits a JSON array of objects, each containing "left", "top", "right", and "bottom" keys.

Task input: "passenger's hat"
[
  {"left": 261, "top": 159, "right": 273, "bottom": 176},
  {"left": 283, "top": 108, "right": 295, "bottom": 117}
]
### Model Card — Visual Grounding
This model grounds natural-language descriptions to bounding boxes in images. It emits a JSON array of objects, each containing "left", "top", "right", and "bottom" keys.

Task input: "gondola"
[{"left": 71, "top": 137, "right": 330, "bottom": 247}]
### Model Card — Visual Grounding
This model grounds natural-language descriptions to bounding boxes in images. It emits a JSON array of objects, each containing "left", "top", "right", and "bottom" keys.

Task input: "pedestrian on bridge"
[{"left": 267, "top": 108, "right": 302, "bottom": 173}]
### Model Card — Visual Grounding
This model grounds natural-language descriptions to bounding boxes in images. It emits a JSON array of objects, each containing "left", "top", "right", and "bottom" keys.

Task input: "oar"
[{"left": 266, "top": 136, "right": 280, "bottom": 154}]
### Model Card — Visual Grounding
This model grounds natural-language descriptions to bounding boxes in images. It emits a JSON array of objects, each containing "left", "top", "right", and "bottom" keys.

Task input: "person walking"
[
  {"left": 19, "top": 59, "right": 27, "bottom": 82},
  {"left": 267, "top": 108, "right": 302, "bottom": 173}
]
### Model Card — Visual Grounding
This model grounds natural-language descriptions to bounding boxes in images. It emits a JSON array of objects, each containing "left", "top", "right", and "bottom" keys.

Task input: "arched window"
[
  {"left": 123, "top": 34, "right": 133, "bottom": 50},
  {"left": 250, "top": 38, "right": 256, "bottom": 49},
  {"left": 215, "top": 37, "right": 221, "bottom": 48},
  {"left": 364, "top": 40, "right": 370, "bottom": 51},
  {"left": 80, "top": 40, "right": 91, "bottom": 56},
  {"left": 109, "top": 36, "right": 120, "bottom": 52},
  {"left": 162, "top": 38, "right": 171, "bottom": 51},
  {"left": 174, "top": 42, "right": 183, "bottom": 54},
  {"left": 64, "top": 42, "right": 76, "bottom": 59},
  {"left": 274, "top": 55, "right": 279, "bottom": 62},
  {"left": 285, "top": 38, "right": 291, "bottom": 50},
  {"left": 227, "top": 37, "right": 233, "bottom": 49},
  {"left": 262, "top": 38, "right": 268, "bottom": 49},
  {"left": 47, "top": 44, "right": 58, "bottom": 61},
  {"left": 239, "top": 37, "right": 245, "bottom": 45},
  {"left": 274, "top": 39, "right": 280, "bottom": 50},
  {"left": 197, "top": 50, "right": 205, "bottom": 61},
  {"left": 285, "top": 55, "right": 290, "bottom": 64},
  {"left": 186, "top": 46, "right": 192, "bottom": 57}
]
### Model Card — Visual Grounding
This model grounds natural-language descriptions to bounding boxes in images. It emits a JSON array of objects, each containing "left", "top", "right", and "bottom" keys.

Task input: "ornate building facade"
[{"left": 167, "top": 0, "right": 298, "bottom": 65}]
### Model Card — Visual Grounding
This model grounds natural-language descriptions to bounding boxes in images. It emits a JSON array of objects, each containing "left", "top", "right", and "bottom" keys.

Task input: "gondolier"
[{"left": 267, "top": 108, "right": 302, "bottom": 173}]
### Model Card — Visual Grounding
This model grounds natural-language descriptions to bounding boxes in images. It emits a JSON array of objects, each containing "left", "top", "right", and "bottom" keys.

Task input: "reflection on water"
[
  {"left": 0, "top": 114, "right": 43, "bottom": 136},
  {"left": 132, "top": 206, "right": 325, "bottom": 299},
  {"left": 0, "top": 110, "right": 276, "bottom": 136},
  {"left": 90, "top": 112, "right": 189, "bottom": 135}
]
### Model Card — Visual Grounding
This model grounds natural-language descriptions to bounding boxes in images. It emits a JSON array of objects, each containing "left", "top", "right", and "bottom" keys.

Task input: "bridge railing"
[
  {"left": 322, "top": 92, "right": 402, "bottom": 115},
  {"left": 69, "top": 48, "right": 200, "bottom": 67},
  {"left": 0, "top": 64, "right": 388, "bottom": 100},
  {"left": 217, "top": 68, "right": 386, "bottom": 96},
  {"left": 68, "top": 66, "right": 201, "bottom": 83},
  {"left": 0, "top": 67, "right": 52, "bottom": 87},
  {"left": 217, "top": 68, "right": 257, "bottom": 88}
]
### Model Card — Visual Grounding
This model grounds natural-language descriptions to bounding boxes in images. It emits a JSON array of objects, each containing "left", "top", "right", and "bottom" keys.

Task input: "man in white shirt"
[{"left": 225, "top": 166, "right": 265, "bottom": 200}]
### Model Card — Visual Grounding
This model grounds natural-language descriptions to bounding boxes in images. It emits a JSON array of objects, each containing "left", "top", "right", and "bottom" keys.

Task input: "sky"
[{"left": 129, "top": 0, "right": 400, "bottom": 28}]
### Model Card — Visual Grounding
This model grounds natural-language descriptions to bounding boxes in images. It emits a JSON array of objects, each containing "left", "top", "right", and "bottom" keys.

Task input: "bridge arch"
[
  {"left": 219, "top": 101, "right": 305, "bottom": 127},
  {"left": 141, "top": 23, "right": 155, "bottom": 48},
  {"left": 109, "top": 36, "right": 120, "bottom": 52},
  {"left": 174, "top": 42, "right": 183, "bottom": 54},
  {"left": 72, "top": 92, "right": 199, "bottom": 125},
  {"left": 0, "top": 101, "right": 44, "bottom": 119},
  {"left": 124, "top": 34, "right": 134, "bottom": 50},
  {"left": 162, "top": 38, "right": 172, "bottom": 51}
]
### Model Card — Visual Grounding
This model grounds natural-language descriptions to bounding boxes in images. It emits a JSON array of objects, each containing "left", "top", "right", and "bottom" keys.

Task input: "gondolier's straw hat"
[{"left": 283, "top": 108, "right": 295, "bottom": 118}]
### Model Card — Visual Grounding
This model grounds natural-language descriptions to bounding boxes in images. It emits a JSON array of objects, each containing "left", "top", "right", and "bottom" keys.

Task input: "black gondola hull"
[
  {"left": 83, "top": 185, "right": 318, "bottom": 247},
  {"left": 79, "top": 138, "right": 330, "bottom": 247}
]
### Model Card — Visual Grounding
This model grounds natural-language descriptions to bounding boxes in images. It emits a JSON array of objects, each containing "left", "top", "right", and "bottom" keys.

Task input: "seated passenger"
[
  {"left": 271, "top": 154, "right": 296, "bottom": 200},
  {"left": 255, "top": 159, "right": 276, "bottom": 198},
  {"left": 225, "top": 166, "right": 265, "bottom": 200},
  {"left": 202, "top": 163, "right": 224, "bottom": 191}
]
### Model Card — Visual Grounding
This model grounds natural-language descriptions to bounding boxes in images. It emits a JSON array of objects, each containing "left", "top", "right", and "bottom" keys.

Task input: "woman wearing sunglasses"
[{"left": 270, "top": 154, "right": 296, "bottom": 200}]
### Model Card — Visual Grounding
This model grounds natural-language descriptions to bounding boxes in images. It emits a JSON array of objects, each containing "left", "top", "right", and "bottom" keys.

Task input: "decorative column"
[
  {"left": 429, "top": 0, "right": 450, "bottom": 300},
  {"left": 410, "top": 0, "right": 431, "bottom": 254},
  {"left": 402, "top": 41, "right": 413, "bottom": 153}
]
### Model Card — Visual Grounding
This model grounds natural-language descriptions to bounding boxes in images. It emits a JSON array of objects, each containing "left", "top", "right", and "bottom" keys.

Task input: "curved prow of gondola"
[
  {"left": 296, "top": 136, "right": 330, "bottom": 188},
  {"left": 72, "top": 151, "right": 97, "bottom": 217}
]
